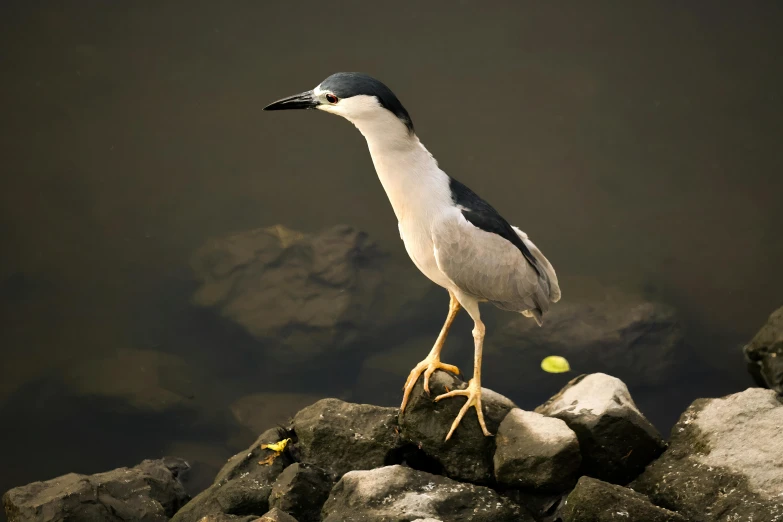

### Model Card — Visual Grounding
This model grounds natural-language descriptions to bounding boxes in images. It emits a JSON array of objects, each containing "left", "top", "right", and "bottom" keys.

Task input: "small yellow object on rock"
[
  {"left": 261, "top": 438, "right": 291, "bottom": 453},
  {"left": 541, "top": 356, "right": 571, "bottom": 373}
]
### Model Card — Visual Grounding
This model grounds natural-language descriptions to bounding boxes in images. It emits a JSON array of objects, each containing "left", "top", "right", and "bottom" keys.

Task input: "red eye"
[{"left": 326, "top": 93, "right": 338, "bottom": 104}]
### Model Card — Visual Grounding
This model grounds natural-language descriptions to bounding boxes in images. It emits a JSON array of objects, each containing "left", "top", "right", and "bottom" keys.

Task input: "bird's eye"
[{"left": 326, "top": 94, "right": 338, "bottom": 104}]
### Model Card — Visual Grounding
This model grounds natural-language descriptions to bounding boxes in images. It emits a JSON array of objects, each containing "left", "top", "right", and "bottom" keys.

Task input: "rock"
[
  {"left": 268, "top": 463, "right": 332, "bottom": 522},
  {"left": 321, "top": 465, "right": 529, "bottom": 522},
  {"left": 291, "top": 398, "right": 400, "bottom": 477},
  {"left": 190, "top": 225, "right": 430, "bottom": 368},
  {"left": 561, "top": 476, "right": 687, "bottom": 522},
  {"left": 258, "top": 507, "right": 299, "bottom": 522},
  {"left": 399, "top": 370, "right": 517, "bottom": 484},
  {"left": 536, "top": 373, "right": 665, "bottom": 484},
  {"left": 62, "top": 348, "right": 196, "bottom": 412},
  {"left": 487, "top": 291, "right": 684, "bottom": 391},
  {"left": 632, "top": 388, "right": 783, "bottom": 522},
  {"left": 493, "top": 408, "right": 581, "bottom": 491},
  {"left": 172, "top": 428, "right": 293, "bottom": 522},
  {"left": 191, "top": 513, "right": 258, "bottom": 522},
  {"left": 744, "top": 306, "right": 783, "bottom": 394},
  {"left": 2, "top": 457, "right": 189, "bottom": 522}
]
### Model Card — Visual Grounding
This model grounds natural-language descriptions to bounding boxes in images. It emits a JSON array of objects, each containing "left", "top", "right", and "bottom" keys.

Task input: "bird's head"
[{"left": 264, "top": 72, "right": 414, "bottom": 137}]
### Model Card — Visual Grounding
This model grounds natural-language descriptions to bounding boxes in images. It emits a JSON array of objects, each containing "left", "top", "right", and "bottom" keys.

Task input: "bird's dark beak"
[{"left": 263, "top": 90, "right": 318, "bottom": 111}]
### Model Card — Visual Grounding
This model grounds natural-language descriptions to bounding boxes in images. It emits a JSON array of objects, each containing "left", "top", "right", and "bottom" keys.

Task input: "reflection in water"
[{"left": 1, "top": 1, "right": 781, "bottom": 509}]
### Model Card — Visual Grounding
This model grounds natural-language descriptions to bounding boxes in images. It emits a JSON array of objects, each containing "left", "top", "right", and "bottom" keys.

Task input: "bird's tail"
[
  {"left": 512, "top": 226, "right": 561, "bottom": 304},
  {"left": 513, "top": 226, "right": 560, "bottom": 326}
]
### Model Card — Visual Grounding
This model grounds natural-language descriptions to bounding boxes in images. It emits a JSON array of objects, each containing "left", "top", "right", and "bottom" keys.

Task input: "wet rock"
[
  {"left": 2, "top": 457, "right": 189, "bottom": 522},
  {"left": 258, "top": 507, "right": 299, "bottom": 522},
  {"left": 194, "top": 515, "right": 259, "bottom": 522},
  {"left": 632, "top": 388, "right": 783, "bottom": 522},
  {"left": 536, "top": 373, "right": 665, "bottom": 484},
  {"left": 488, "top": 291, "right": 684, "bottom": 391},
  {"left": 172, "top": 429, "right": 293, "bottom": 522},
  {"left": 291, "top": 398, "right": 400, "bottom": 477},
  {"left": 497, "top": 490, "right": 566, "bottom": 522},
  {"left": 494, "top": 408, "right": 581, "bottom": 491},
  {"left": 744, "top": 306, "right": 783, "bottom": 394},
  {"left": 321, "top": 465, "right": 529, "bottom": 522},
  {"left": 561, "top": 476, "right": 687, "bottom": 522},
  {"left": 190, "top": 225, "right": 429, "bottom": 368},
  {"left": 268, "top": 463, "right": 332, "bottom": 522},
  {"left": 399, "top": 370, "right": 517, "bottom": 484}
]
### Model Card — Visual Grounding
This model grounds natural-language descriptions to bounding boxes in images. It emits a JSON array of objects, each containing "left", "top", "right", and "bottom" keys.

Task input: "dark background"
[{"left": 1, "top": 1, "right": 782, "bottom": 512}]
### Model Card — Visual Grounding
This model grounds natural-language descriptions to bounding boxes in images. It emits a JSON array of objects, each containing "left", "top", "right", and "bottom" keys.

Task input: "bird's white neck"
[{"left": 349, "top": 113, "right": 452, "bottom": 223}]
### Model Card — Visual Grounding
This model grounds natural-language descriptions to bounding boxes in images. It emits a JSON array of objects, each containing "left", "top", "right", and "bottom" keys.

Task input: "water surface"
[{"left": 1, "top": 1, "right": 782, "bottom": 510}]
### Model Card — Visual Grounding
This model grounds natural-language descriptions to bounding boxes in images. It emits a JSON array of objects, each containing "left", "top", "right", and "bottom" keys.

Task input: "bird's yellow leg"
[
  {"left": 400, "top": 292, "right": 461, "bottom": 414},
  {"left": 435, "top": 319, "right": 491, "bottom": 440}
]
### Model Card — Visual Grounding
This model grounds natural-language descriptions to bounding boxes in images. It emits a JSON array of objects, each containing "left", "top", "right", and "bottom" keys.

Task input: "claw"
[
  {"left": 400, "top": 357, "right": 460, "bottom": 414},
  {"left": 434, "top": 379, "right": 492, "bottom": 440}
]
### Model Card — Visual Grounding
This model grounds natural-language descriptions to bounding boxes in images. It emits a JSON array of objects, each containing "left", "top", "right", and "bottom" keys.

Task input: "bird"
[{"left": 264, "top": 72, "right": 561, "bottom": 441}]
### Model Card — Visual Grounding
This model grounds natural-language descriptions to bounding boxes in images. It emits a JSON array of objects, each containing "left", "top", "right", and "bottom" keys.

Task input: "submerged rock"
[
  {"left": 62, "top": 348, "right": 196, "bottom": 413},
  {"left": 291, "top": 398, "right": 401, "bottom": 477},
  {"left": 536, "top": 373, "right": 665, "bottom": 484},
  {"left": 488, "top": 292, "right": 684, "bottom": 390},
  {"left": 399, "top": 370, "right": 517, "bottom": 484},
  {"left": 172, "top": 428, "right": 293, "bottom": 522},
  {"left": 561, "top": 476, "right": 687, "bottom": 522},
  {"left": 190, "top": 225, "right": 429, "bottom": 368},
  {"left": 230, "top": 392, "right": 324, "bottom": 435},
  {"left": 321, "top": 465, "right": 528, "bottom": 522},
  {"left": 632, "top": 387, "right": 783, "bottom": 522},
  {"left": 744, "top": 306, "right": 783, "bottom": 394},
  {"left": 2, "top": 457, "right": 189, "bottom": 522},
  {"left": 494, "top": 408, "right": 581, "bottom": 491},
  {"left": 268, "top": 463, "right": 332, "bottom": 522}
]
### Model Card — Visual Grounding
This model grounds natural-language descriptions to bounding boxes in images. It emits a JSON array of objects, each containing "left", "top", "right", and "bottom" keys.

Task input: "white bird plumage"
[{"left": 265, "top": 73, "right": 560, "bottom": 441}]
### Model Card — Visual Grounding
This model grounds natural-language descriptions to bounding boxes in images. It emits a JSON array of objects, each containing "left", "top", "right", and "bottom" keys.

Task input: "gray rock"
[
  {"left": 632, "top": 388, "right": 783, "bottom": 522},
  {"left": 291, "top": 398, "right": 401, "bottom": 477},
  {"left": 321, "top": 465, "right": 529, "bottom": 522},
  {"left": 494, "top": 408, "right": 581, "bottom": 491},
  {"left": 190, "top": 225, "right": 429, "bottom": 368},
  {"left": 488, "top": 292, "right": 684, "bottom": 389},
  {"left": 536, "top": 373, "right": 665, "bottom": 484},
  {"left": 744, "top": 306, "right": 783, "bottom": 394},
  {"left": 258, "top": 507, "right": 299, "bottom": 522},
  {"left": 399, "top": 370, "right": 517, "bottom": 484},
  {"left": 561, "top": 476, "right": 687, "bottom": 522},
  {"left": 497, "top": 490, "right": 566, "bottom": 522},
  {"left": 192, "top": 515, "right": 260, "bottom": 522},
  {"left": 268, "top": 463, "right": 332, "bottom": 522},
  {"left": 172, "top": 429, "right": 293, "bottom": 522},
  {"left": 2, "top": 457, "right": 189, "bottom": 522}
]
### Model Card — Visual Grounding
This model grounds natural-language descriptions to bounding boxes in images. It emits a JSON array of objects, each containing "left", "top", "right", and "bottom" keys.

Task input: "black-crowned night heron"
[{"left": 264, "top": 72, "right": 561, "bottom": 441}]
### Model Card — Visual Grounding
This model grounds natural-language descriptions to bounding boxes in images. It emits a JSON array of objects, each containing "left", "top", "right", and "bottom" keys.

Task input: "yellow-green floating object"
[{"left": 541, "top": 356, "right": 571, "bottom": 373}]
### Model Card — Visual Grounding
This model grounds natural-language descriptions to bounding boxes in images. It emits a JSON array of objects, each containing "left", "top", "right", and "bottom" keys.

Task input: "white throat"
[{"left": 319, "top": 94, "right": 451, "bottom": 223}]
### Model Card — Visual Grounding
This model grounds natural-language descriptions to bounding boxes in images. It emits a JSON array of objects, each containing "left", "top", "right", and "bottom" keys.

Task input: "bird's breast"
[{"left": 398, "top": 218, "right": 453, "bottom": 289}]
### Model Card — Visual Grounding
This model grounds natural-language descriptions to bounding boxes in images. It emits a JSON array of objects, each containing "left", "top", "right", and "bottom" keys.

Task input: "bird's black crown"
[{"left": 320, "top": 72, "right": 414, "bottom": 132}]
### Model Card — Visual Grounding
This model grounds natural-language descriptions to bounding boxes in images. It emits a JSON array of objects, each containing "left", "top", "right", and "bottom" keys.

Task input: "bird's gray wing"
[
  {"left": 511, "top": 226, "right": 561, "bottom": 303},
  {"left": 432, "top": 213, "right": 544, "bottom": 315}
]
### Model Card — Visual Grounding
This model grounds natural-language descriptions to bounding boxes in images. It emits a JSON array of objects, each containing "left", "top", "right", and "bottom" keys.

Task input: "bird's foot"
[
  {"left": 434, "top": 378, "right": 492, "bottom": 441},
  {"left": 400, "top": 355, "right": 460, "bottom": 414}
]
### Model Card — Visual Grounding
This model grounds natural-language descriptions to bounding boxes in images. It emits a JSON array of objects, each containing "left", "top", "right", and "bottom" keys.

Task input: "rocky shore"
[
  {"left": 4, "top": 367, "right": 782, "bottom": 522},
  {"left": 4, "top": 226, "right": 782, "bottom": 522}
]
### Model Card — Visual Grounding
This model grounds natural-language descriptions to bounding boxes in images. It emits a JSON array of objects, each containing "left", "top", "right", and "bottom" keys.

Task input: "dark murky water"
[{"left": 1, "top": 2, "right": 782, "bottom": 512}]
